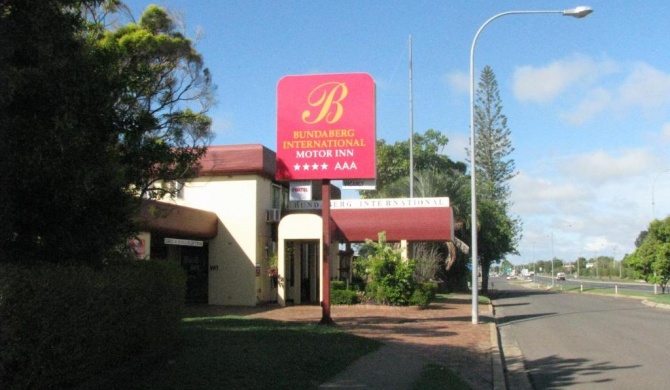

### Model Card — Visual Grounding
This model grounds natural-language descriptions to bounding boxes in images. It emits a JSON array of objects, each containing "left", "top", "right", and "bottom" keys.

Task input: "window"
[
  {"left": 272, "top": 184, "right": 287, "bottom": 209},
  {"left": 168, "top": 180, "right": 185, "bottom": 199}
]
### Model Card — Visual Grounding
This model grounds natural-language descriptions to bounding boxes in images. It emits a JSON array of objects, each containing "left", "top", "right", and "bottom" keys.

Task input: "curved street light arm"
[{"left": 469, "top": 7, "right": 593, "bottom": 325}]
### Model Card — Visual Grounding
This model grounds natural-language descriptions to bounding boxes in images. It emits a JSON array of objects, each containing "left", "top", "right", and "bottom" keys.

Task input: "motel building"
[{"left": 135, "top": 144, "right": 455, "bottom": 307}]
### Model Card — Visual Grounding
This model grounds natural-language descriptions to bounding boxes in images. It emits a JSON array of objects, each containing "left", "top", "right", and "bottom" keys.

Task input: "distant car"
[
  {"left": 556, "top": 272, "right": 566, "bottom": 280},
  {"left": 506, "top": 275, "right": 517, "bottom": 280}
]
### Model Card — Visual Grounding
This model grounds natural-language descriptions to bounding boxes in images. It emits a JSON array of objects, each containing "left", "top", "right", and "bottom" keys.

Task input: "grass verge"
[
  {"left": 435, "top": 293, "right": 490, "bottom": 305},
  {"left": 100, "top": 316, "right": 381, "bottom": 390},
  {"left": 540, "top": 283, "right": 670, "bottom": 305},
  {"left": 412, "top": 363, "right": 472, "bottom": 390}
]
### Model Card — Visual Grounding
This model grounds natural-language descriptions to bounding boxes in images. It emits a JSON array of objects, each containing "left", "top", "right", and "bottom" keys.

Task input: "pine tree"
[
  {"left": 466, "top": 65, "right": 522, "bottom": 293},
  {"left": 472, "top": 65, "right": 517, "bottom": 203}
]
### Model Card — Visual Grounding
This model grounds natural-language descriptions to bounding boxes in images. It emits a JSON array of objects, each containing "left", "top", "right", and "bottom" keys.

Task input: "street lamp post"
[
  {"left": 469, "top": 6, "right": 592, "bottom": 324},
  {"left": 533, "top": 241, "right": 537, "bottom": 283},
  {"left": 551, "top": 232, "right": 555, "bottom": 287}
]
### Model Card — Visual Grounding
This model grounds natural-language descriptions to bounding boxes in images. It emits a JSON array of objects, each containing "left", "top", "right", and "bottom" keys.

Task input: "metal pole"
[
  {"left": 320, "top": 180, "right": 333, "bottom": 325},
  {"left": 551, "top": 232, "right": 555, "bottom": 287},
  {"left": 409, "top": 35, "right": 414, "bottom": 198},
  {"left": 532, "top": 242, "right": 536, "bottom": 284}
]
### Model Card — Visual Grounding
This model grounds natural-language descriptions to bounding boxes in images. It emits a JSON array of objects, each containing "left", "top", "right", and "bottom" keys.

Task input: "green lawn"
[
  {"left": 103, "top": 316, "right": 381, "bottom": 390},
  {"left": 649, "top": 292, "right": 670, "bottom": 304}
]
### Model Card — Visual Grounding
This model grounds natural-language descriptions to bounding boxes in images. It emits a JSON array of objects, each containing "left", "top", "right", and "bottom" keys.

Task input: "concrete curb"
[
  {"left": 490, "top": 321, "right": 506, "bottom": 390},
  {"left": 490, "top": 300, "right": 532, "bottom": 390},
  {"left": 641, "top": 300, "right": 670, "bottom": 310}
]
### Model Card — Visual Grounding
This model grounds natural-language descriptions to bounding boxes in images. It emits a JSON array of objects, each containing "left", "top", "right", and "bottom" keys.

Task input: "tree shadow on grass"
[{"left": 174, "top": 296, "right": 497, "bottom": 390}]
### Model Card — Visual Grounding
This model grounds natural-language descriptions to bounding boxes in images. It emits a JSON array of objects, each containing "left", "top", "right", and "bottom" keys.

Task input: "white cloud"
[
  {"left": 617, "top": 62, "right": 670, "bottom": 111},
  {"left": 661, "top": 124, "right": 670, "bottom": 143},
  {"left": 509, "top": 166, "right": 650, "bottom": 264},
  {"left": 561, "top": 87, "right": 612, "bottom": 125},
  {"left": 560, "top": 149, "right": 657, "bottom": 184},
  {"left": 512, "top": 55, "right": 615, "bottom": 104},
  {"left": 510, "top": 172, "right": 590, "bottom": 214},
  {"left": 554, "top": 61, "right": 670, "bottom": 124},
  {"left": 511, "top": 57, "right": 670, "bottom": 124},
  {"left": 444, "top": 70, "right": 469, "bottom": 94},
  {"left": 444, "top": 132, "right": 469, "bottom": 162}
]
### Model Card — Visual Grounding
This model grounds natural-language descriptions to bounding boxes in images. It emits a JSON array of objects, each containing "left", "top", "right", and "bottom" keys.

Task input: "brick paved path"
[{"left": 185, "top": 295, "right": 496, "bottom": 389}]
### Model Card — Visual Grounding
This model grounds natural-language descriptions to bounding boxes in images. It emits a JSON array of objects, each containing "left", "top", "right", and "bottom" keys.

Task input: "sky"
[{"left": 124, "top": 0, "right": 670, "bottom": 265}]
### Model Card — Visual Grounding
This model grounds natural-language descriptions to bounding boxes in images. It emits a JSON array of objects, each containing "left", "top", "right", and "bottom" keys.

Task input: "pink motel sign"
[{"left": 276, "top": 73, "right": 376, "bottom": 181}]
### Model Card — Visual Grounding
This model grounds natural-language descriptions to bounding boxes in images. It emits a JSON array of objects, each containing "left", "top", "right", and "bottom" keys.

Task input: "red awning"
[{"left": 331, "top": 207, "right": 453, "bottom": 242}]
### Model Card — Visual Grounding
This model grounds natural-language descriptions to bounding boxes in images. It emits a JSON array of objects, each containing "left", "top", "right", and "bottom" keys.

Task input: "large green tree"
[
  {"left": 627, "top": 217, "right": 670, "bottom": 293},
  {"left": 98, "top": 4, "right": 214, "bottom": 200},
  {"left": 0, "top": 0, "right": 213, "bottom": 264},
  {"left": 362, "top": 129, "right": 466, "bottom": 199},
  {"left": 361, "top": 129, "right": 471, "bottom": 291},
  {"left": 468, "top": 65, "right": 522, "bottom": 293}
]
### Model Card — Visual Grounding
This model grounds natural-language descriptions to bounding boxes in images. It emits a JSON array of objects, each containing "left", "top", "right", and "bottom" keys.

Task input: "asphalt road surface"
[{"left": 492, "top": 278, "right": 670, "bottom": 389}]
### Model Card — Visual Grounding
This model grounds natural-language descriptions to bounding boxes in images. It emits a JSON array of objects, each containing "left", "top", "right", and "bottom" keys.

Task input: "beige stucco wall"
[
  {"left": 276, "top": 213, "right": 339, "bottom": 307},
  {"left": 177, "top": 175, "right": 275, "bottom": 306}
]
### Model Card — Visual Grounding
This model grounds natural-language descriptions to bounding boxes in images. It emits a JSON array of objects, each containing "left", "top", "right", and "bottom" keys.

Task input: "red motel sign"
[{"left": 276, "top": 73, "right": 376, "bottom": 180}]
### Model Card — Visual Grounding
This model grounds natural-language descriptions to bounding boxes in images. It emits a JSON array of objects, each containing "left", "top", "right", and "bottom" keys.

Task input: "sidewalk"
[{"left": 197, "top": 295, "right": 503, "bottom": 389}]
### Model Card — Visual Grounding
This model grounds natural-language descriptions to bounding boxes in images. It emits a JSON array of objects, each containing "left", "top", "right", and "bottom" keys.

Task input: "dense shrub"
[
  {"left": 0, "top": 260, "right": 186, "bottom": 389},
  {"left": 361, "top": 233, "right": 417, "bottom": 306},
  {"left": 409, "top": 281, "right": 439, "bottom": 308},
  {"left": 331, "top": 280, "right": 347, "bottom": 291},
  {"left": 331, "top": 289, "right": 360, "bottom": 305}
]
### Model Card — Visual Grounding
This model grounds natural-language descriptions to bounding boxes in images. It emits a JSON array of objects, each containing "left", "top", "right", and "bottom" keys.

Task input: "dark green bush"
[
  {"left": 0, "top": 260, "right": 186, "bottom": 389},
  {"left": 331, "top": 280, "right": 347, "bottom": 291},
  {"left": 410, "top": 281, "right": 439, "bottom": 308},
  {"left": 331, "top": 289, "right": 360, "bottom": 305},
  {"left": 360, "top": 233, "right": 417, "bottom": 306},
  {"left": 350, "top": 280, "right": 366, "bottom": 292}
]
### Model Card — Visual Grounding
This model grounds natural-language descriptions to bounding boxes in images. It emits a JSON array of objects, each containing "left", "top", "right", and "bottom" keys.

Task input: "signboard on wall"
[
  {"left": 164, "top": 238, "right": 204, "bottom": 247},
  {"left": 289, "top": 181, "right": 313, "bottom": 201},
  {"left": 342, "top": 178, "right": 377, "bottom": 190},
  {"left": 288, "top": 197, "right": 450, "bottom": 211},
  {"left": 276, "top": 73, "right": 376, "bottom": 181}
]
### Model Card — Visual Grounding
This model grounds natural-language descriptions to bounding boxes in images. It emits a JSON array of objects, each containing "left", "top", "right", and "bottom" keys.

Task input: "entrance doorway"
[
  {"left": 300, "top": 241, "right": 320, "bottom": 304},
  {"left": 284, "top": 240, "right": 320, "bottom": 304},
  {"left": 181, "top": 245, "right": 209, "bottom": 304}
]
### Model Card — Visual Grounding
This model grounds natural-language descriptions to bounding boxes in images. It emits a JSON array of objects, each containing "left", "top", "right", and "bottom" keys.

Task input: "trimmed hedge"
[
  {"left": 331, "top": 289, "right": 360, "bottom": 305},
  {"left": 331, "top": 280, "right": 347, "bottom": 291},
  {"left": 0, "top": 260, "right": 186, "bottom": 390},
  {"left": 409, "top": 281, "right": 439, "bottom": 309}
]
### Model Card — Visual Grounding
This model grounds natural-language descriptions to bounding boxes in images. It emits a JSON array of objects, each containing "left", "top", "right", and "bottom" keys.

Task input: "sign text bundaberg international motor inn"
[{"left": 276, "top": 73, "right": 376, "bottom": 181}]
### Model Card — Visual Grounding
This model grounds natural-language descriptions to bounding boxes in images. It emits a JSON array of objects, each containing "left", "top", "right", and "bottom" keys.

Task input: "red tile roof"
[
  {"left": 198, "top": 144, "right": 276, "bottom": 179},
  {"left": 136, "top": 199, "right": 218, "bottom": 240}
]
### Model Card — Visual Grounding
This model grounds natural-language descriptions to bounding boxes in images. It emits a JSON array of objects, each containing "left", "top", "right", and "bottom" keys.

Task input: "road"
[{"left": 492, "top": 277, "right": 670, "bottom": 389}]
